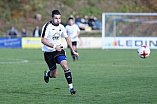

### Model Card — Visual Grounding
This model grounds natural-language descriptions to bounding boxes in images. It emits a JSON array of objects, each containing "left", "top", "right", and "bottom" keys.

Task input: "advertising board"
[
  {"left": 103, "top": 37, "right": 157, "bottom": 49},
  {"left": 0, "top": 38, "right": 22, "bottom": 48}
]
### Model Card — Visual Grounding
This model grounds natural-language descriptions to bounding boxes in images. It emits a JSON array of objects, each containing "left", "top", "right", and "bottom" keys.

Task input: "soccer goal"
[{"left": 102, "top": 13, "right": 157, "bottom": 49}]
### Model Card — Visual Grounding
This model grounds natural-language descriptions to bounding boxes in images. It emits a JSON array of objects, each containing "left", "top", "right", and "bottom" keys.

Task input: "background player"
[
  {"left": 41, "top": 10, "right": 79, "bottom": 95},
  {"left": 65, "top": 17, "right": 80, "bottom": 62}
]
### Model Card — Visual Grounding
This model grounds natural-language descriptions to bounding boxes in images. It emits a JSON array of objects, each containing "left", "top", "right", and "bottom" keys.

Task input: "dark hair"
[
  {"left": 68, "top": 17, "right": 73, "bottom": 20},
  {"left": 51, "top": 10, "right": 61, "bottom": 17},
  {"left": 10, "top": 25, "right": 14, "bottom": 28}
]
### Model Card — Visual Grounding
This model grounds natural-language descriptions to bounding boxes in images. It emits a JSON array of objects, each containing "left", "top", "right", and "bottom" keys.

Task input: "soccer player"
[
  {"left": 41, "top": 10, "right": 79, "bottom": 95},
  {"left": 65, "top": 17, "right": 80, "bottom": 62}
]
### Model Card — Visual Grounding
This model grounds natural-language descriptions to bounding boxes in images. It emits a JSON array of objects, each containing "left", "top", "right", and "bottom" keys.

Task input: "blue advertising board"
[{"left": 0, "top": 38, "right": 22, "bottom": 48}]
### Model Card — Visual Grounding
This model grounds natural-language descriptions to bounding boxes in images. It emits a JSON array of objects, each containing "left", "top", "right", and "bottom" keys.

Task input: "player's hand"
[
  {"left": 55, "top": 44, "right": 62, "bottom": 51},
  {"left": 73, "top": 51, "right": 79, "bottom": 57}
]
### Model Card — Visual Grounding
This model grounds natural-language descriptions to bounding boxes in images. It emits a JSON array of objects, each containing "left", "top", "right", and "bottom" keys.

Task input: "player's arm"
[
  {"left": 76, "top": 31, "right": 80, "bottom": 38},
  {"left": 65, "top": 37, "right": 79, "bottom": 57},
  {"left": 41, "top": 38, "right": 62, "bottom": 51},
  {"left": 41, "top": 38, "right": 54, "bottom": 48},
  {"left": 41, "top": 24, "right": 55, "bottom": 48},
  {"left": 75, "top": 25, "right": 80, "bottom": 38}
]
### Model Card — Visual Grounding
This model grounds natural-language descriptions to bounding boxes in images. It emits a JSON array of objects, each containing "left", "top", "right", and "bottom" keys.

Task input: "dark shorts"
[
  {"left": 68, "top": 41, "right": 77, "bottom": 48},
  {"left": 72, "top": 41, "right": 77, "bottom": 46},
  {"left": 43, "top": 49, "right": 67, "bottom": 71}
]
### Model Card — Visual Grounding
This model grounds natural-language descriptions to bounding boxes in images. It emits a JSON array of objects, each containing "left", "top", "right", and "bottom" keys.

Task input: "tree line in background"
[
  {"left": 0, "top": 0, "right": 156, "bottom": 36},
  {"left": 0, "top": 0, "right": 43, "bottom": 21}
]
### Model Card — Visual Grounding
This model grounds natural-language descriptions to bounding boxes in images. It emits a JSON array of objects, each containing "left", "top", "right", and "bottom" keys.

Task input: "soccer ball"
[{"left": 137, "top": 46, "right": 150, "bottom": 58}]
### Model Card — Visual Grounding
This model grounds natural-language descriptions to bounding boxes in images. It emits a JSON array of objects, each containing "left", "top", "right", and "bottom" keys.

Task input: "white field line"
[{"left": 0, "top": 58, "right": 28, "bottom": 64}]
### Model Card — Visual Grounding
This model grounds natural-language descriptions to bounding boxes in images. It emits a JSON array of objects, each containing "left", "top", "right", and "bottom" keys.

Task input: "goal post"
[{"left": 102, "top": 13, "right": 157, "bottom": 49}]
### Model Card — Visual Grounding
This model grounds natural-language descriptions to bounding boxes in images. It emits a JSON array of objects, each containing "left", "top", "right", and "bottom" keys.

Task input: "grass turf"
[{"left": 0, "top": 48, "right": 157, "bottom": 104}]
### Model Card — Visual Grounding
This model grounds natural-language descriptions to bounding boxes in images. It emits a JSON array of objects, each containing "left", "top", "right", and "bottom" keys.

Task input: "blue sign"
[{"left": 0, "top": 38, "right": 22, "bottom": 48}]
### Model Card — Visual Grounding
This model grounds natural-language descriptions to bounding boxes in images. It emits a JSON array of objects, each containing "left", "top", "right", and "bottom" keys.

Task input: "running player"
[
  {"left": 65, "top": 17, "right": 80, "bottom": 62},
  {"left": 41, "top": 10, "right": 79, "bottom": 95}
]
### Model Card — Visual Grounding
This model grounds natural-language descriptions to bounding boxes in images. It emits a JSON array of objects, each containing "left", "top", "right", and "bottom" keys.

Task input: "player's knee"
[{"left": 62, "top": 64, "right": 68, "bottom": 71}]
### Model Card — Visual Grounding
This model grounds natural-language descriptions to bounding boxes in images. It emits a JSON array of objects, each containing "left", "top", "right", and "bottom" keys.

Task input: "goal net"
[{"left": 102, "top": 13, "right": 157, "bottom": 49}]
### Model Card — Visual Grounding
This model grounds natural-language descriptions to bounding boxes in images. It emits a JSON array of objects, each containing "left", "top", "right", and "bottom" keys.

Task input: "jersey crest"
[{"left": 52, "top": 27, "right": 61, "bottom": 40}]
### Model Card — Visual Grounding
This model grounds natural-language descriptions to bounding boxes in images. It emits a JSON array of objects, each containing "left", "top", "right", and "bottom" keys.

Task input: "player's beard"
[{"left": 52, "top": 20, "right": 60, "bottom": 26}]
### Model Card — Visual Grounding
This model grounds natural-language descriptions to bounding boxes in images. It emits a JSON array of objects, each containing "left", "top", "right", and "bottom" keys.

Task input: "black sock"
[
  {"left": 64, "top": 69, "right": 72, "bottom": 84},
  {"left": 72, "top": 55, "right": 75, "bottom": 60}
]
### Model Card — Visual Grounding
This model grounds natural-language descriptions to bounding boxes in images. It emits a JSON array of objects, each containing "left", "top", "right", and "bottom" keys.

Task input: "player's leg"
[
  {"left": 46, "top": 66, "right": 58, "bottom": 78},
  {"left": 57, "top": 56, "right": 76, "bottom": 94},
  {"left": 50, "top": 69, "right": 58, "bottom": 78},
  {"left": 43, "top": 52, "right": 58, "bottom": 83},
  {"left": 73, "top": 45, "right": 79, "bottom": 61},
  {"left": 70, "top": 42, "right": 76, "bottom": 61},
  {"left": 44, "top": 66, "right": 58, "bottom": 83},
  {"left": 73, "top": 41, "right": 79, "bottom": 60},
  {"left": 68, "top": 44, "right": 75, "bottom": 61},
  {"left": 71, "top": 45, "right": 76, "bottom": 61},
  {"left": 73, "top": 45, "right": 76, "bottom": 51}
]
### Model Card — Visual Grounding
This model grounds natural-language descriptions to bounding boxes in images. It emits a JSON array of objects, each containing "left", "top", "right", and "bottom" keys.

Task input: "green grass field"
[{"left": 0, "top": 48, "right": 157, "bottom": 104}]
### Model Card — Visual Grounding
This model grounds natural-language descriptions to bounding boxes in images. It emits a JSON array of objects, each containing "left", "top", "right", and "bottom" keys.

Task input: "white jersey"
[
  {"left": 65, "top": 24, "right": 80, "bottom": 42},
  {"left": 41, "top": 21, "right": 68, "bottom": 52}
]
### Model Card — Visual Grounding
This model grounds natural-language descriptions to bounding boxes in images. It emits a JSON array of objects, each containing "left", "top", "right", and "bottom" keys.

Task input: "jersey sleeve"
[{"left": 41, "top": 23, "right": 49, "bottom": 38}]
